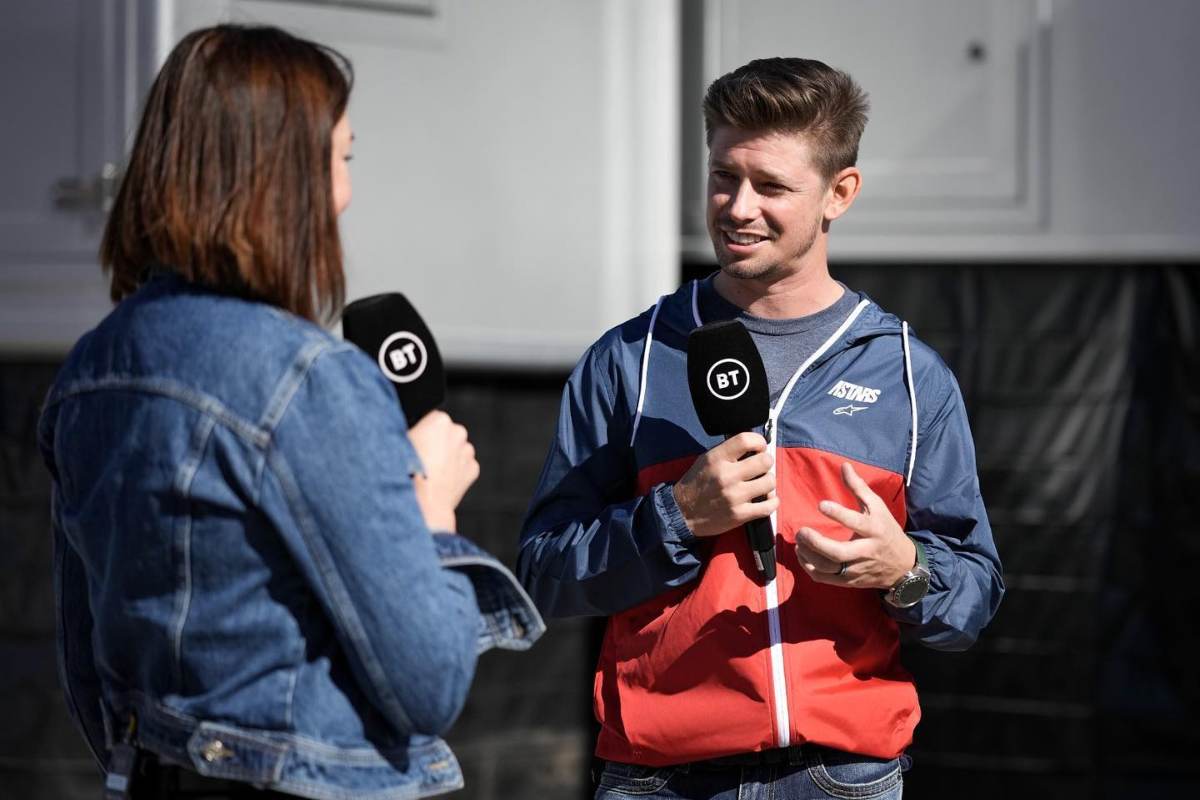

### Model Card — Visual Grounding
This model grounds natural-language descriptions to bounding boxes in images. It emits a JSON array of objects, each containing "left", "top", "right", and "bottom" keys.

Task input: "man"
[{"left": 518, "top": 57, "right": 1003, "bottom": 799}]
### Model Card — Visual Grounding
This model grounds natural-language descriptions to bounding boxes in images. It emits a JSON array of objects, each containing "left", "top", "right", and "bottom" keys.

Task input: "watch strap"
[{"left": 910, "top": 537, "right": 928, "bottom": 571}]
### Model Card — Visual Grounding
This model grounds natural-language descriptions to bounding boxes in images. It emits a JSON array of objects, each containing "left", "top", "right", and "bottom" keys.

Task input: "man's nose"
[{"left": 726, "top": 180, "right": 760, "bottom": 223}]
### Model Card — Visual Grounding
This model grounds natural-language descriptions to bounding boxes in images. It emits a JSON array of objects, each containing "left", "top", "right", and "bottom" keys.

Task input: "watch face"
[{"left": 894, "top": 574, "right": 930, "bottom": 607}]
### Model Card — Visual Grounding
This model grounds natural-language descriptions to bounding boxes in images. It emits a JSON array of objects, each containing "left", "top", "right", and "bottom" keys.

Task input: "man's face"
[{"left": 706, "top": 126, "right": 831, "bottom": 281}]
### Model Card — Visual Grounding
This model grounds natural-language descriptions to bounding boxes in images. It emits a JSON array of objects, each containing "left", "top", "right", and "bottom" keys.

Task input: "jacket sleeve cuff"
[
  {"left": 652, "top": 482, "right": 700, "bottom": 549},
  {"left": 431, "top": 532, "right": 546, "bottom": 654}
]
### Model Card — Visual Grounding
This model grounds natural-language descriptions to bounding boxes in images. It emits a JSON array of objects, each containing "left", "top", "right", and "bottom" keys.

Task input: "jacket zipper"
[
  {"left": 763, "top": 410, "right": 790, "bottom": 747},
  {"left": 759, "top": 297, "right": 873, "bottom": 750}
]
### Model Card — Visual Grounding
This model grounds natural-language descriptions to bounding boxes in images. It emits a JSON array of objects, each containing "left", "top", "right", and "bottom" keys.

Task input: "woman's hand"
[{"left": 406, "top": 410, "right": 479, "bottom": 532}]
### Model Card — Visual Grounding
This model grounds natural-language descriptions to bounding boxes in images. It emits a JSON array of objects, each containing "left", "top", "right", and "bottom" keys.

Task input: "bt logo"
[
  {"left": 706, "top": 358, "right": 751, "bottom": 400},
  {"left": 378, "top": 331, "right": 428, "bottom": 384}
]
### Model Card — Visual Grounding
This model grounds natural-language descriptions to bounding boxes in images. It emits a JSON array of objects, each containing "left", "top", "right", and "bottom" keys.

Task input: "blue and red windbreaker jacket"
[{"left": 518, "top": 280, "right": 1004, "bottom": 766}]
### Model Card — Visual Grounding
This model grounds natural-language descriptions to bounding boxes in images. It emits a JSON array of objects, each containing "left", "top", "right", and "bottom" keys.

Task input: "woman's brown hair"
[{"left": 101, "top": 25, "right": 353, "bottom": 323}]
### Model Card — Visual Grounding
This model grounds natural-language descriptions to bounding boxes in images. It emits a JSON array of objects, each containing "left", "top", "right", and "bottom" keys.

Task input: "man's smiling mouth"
[{"left": 723, "top": 231, "right": 769, "bottom": 246}]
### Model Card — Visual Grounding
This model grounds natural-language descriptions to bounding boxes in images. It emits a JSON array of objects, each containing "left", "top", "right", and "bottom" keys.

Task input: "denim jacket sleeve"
[
  {"left": 516, "top": 341, "right": 705, "bottom": 619},
  {"left": 888, "top": 373, "right": 1005, "bottom": 651},
  {"left": 262, "top": 343, "right": 530, "bottom": 736},
  {"left": 38, "top": 406, "right": 106, "bottom": 770},
  {"left": 431, "top": 532, "right": 544, "bottom": 653},
  {"left": 48, "top": 498, "right": 107, "bottom": 770}
]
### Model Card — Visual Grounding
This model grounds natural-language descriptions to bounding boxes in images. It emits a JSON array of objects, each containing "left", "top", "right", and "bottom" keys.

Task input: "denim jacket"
[{"left": 38, "top": 274, "right": 544, "bottom": 800}]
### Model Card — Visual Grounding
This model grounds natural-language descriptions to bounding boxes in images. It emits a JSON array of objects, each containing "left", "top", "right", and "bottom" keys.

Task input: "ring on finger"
[{"left": 836, "top": 561, "right": 849, "bottom": 577}]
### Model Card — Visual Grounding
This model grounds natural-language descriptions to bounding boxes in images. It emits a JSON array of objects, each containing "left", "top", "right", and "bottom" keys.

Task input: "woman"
[{"left": 38, "top": 25, "right": 540, "bottom": 799}]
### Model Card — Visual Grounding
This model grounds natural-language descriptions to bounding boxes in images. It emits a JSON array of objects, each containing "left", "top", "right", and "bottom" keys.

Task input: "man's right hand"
[
  {"left": 672, "top": 432, "right": 777, "bottom": 538},
  {"left": 406, "top": 410, "right": 480, "bottom": 533}
]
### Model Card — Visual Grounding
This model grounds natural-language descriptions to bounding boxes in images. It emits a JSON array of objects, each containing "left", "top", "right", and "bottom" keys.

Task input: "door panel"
[{"left": 0, "top": 0, "right": 156, "bottom": 354}]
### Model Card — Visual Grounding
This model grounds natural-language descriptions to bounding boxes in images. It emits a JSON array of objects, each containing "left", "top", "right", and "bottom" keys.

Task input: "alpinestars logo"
[{"left": 827, "top": 380, "right": 881, "bottom": 404}]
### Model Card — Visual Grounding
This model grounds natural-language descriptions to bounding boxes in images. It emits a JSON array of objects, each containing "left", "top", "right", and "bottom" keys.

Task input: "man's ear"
[{"left": 823, "top": 166, "right": 863, "bottom": 222}]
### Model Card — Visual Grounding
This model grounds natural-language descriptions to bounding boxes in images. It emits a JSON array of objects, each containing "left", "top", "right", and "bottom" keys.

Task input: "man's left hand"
[{"left": 794, "top": 462, "right": 916, "bottom": 589}]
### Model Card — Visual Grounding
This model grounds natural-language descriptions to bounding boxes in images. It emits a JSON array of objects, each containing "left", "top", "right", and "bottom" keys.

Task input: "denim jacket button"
[{"left": 201, "top": 739, "right": 234, "bottom": 763}]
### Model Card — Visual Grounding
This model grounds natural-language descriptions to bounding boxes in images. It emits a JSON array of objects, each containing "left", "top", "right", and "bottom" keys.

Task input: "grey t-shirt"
[{"left": 697, "top": 275, "right": 860, "bottom": 403}]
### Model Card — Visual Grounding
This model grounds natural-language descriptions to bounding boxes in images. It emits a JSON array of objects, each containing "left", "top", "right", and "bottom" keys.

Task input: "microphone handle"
[
  {"left": 745, "top": 517, "right": 776, "bottom": 581},
  {"left": 733, "top": 439, "right": 777, "bottom": 582}
]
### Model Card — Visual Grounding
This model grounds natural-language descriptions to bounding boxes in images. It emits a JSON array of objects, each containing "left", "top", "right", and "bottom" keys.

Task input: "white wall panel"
[
  {"left": 683, "top": 0, "right": 1200, "bottom": 262},
  {"left": 172, "top": 0, "right": 680, "bottom": 367}
]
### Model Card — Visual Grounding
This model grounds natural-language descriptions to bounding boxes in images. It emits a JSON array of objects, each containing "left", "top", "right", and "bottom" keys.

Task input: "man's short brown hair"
[
  {"left": 101, "top": 25, "right": 353, "bottom": 323},
  {"left": 703, "top": 57, "right": 869, "bottom": 181}
]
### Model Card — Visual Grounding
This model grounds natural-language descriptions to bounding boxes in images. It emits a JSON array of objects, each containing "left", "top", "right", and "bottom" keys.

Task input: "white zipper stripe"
[
  {"left": 763, "top": 297, "right": 871, "bottom": 747},
  {"left": 771, "top": 299, "right": 872, "bottom": 421},
  {"left": 763, "top": 417, "right": 789, "bottom": 747},
  {"left": 629, "top": 297, "right": 664, "bottom": 446},
  {"left": 902, "top": 321, "right": 919, "bottom": 486},
  {"left": 765, "top": 570, "right": 789, "bottom": 746}
]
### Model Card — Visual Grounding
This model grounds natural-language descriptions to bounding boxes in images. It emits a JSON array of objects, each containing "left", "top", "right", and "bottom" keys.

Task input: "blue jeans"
[{"left": 595, "top": 747, "right": 904, "bottom": 800}]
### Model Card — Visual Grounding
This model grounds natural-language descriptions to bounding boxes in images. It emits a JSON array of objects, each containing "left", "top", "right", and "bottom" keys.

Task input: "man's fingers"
[
  {"left": 718, "top": 471, "right": 773, "bottom": 505},
  {"left": 720, "top": 431, "right": 767, "bottom": 460},
  {"left": 840, "top": 462, "right": 879, "bottom": 513},
  {"left": 734, "top": 493, "right": 779, "bottom": 523},
  {"left": 795, "top": 531, "right": 873, "bottom": 586},
  {"left": 731, "top": 450, "right": 774, "bottom": 481},
  {"left": 794, "top": 533, "right": 841, "bottom": 575},
  {"left": 795, "top": 526, "right": 855, "bottom": 564},
  {"left": 817, "top": 499, "right": 869, "bottom": 535},
  {"left": 730, "top": 472, "right": 775, "bottom": 503}
]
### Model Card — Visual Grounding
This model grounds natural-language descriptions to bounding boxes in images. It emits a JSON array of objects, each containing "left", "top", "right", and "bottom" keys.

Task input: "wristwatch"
[{"left": 884, "top": 538, "right": 930, "bottom": 609}]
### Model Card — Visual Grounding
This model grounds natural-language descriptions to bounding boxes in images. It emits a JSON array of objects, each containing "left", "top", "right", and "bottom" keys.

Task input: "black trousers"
[{"left": 123, "top": 751, "right": 296, "bottom": 799}]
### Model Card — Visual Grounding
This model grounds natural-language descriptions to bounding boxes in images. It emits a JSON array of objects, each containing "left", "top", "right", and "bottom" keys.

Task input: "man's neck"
[{"left": 712, "top": 263, "right": 844, "bottom": 320}]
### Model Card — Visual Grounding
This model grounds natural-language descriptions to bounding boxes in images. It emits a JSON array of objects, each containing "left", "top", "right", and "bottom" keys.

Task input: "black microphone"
[
  {"left": 342, "top": 293, "right": 445, "bottom": 426},
  {"left": 687, "top": 319, "right": 776, "bottom": 581}
]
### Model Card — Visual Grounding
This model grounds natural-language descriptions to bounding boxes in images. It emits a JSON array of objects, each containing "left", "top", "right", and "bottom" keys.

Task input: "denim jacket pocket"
[{"left": 431, "top": 533, "right": 545, "bottom": 653}]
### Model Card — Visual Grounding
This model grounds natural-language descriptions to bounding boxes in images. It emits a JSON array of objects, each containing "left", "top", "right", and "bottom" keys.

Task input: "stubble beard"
[
  {"left": 713, "top": 215, "right": 821, "bottom": 284},
  {"left": 717, "top": 257, "right": 781, "bottom": 282}
]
